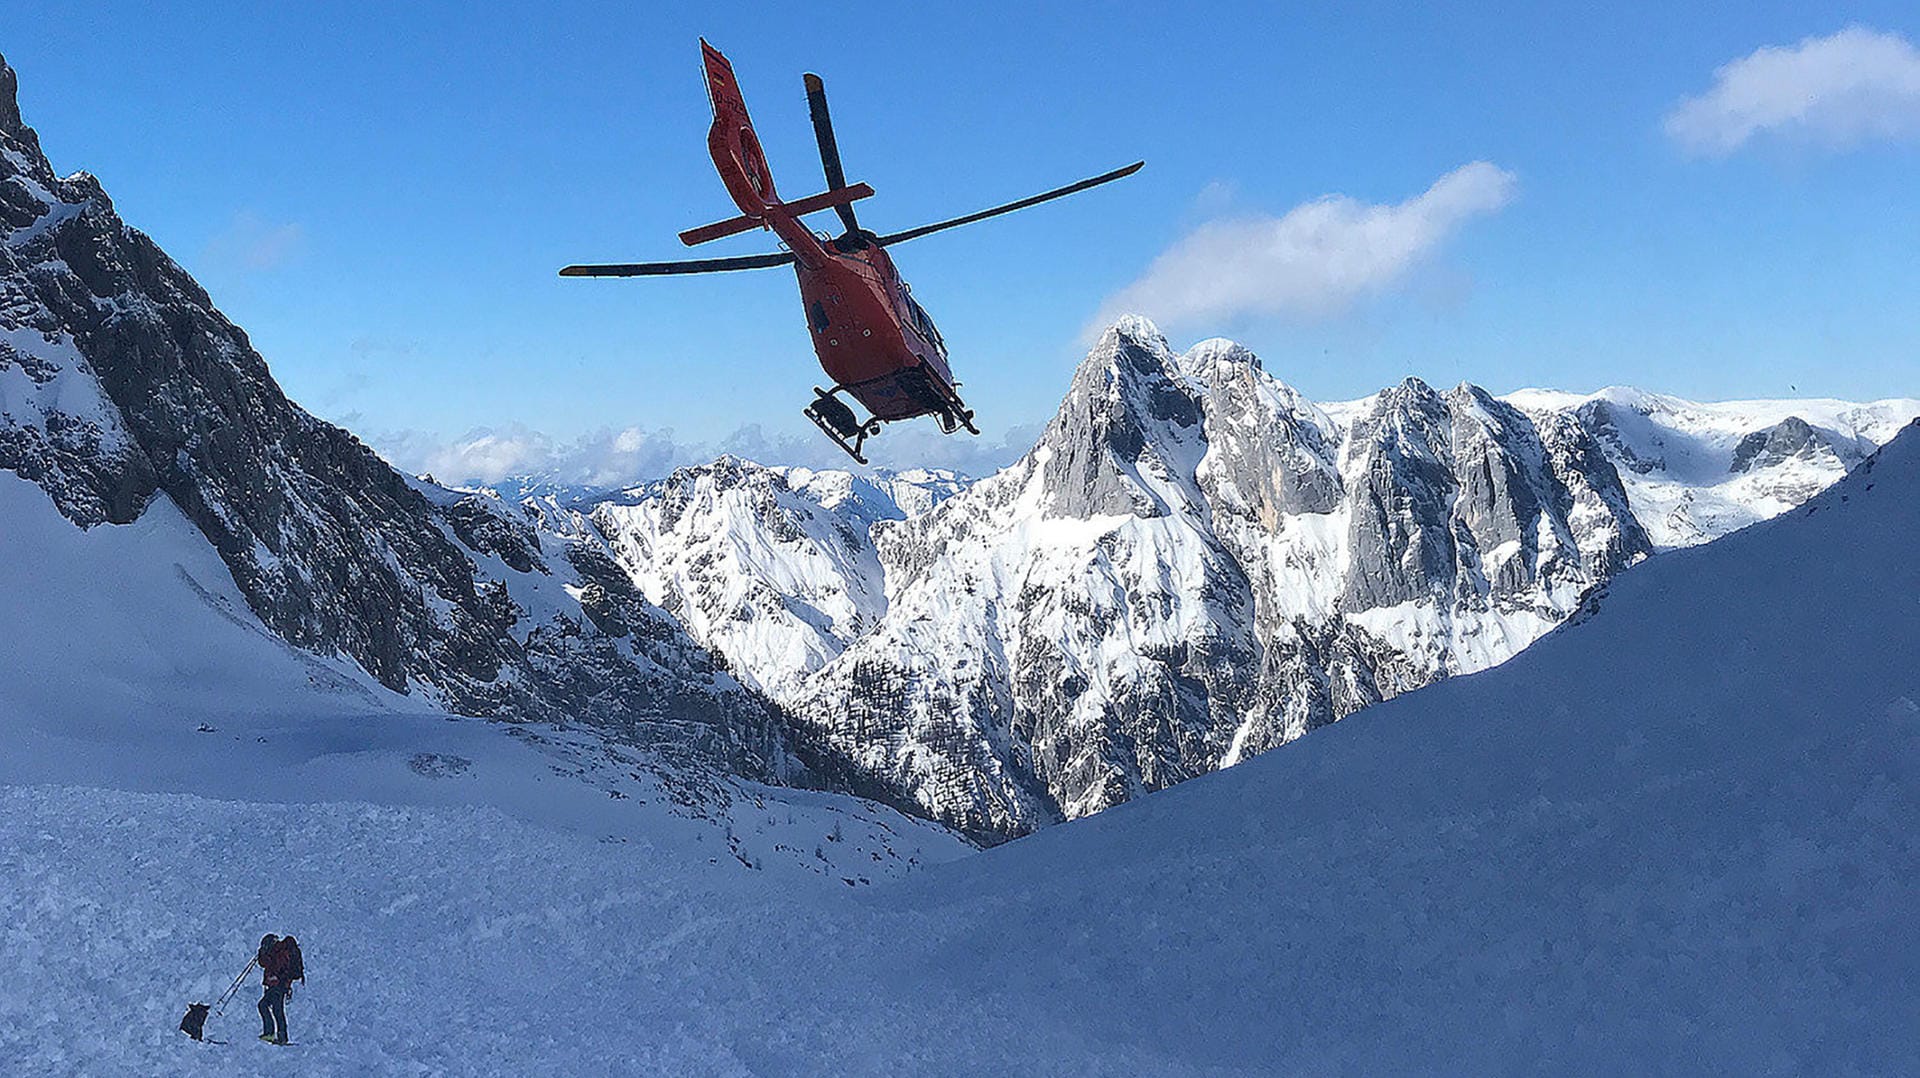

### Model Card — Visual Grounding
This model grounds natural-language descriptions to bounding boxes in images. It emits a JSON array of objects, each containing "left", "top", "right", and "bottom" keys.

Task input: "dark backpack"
[
  {"left": 179, "top": 1001, "right": 211, "bottom": 1040},
  {"left": 280, "top": 936, "right": 305, "bottom": 982}
]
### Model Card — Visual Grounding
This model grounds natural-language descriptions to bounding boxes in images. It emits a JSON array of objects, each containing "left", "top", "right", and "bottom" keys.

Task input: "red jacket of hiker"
[{"left": 260, "top": 939, "right": 298, "bottom": 988}]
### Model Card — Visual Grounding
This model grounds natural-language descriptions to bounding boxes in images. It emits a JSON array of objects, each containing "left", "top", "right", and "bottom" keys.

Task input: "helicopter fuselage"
[
  {"left": 697, "top": 39, "right": 967, "bottom": 432},
  {"left": 794, "top": 243, "right": 957, "bottom": 422}
]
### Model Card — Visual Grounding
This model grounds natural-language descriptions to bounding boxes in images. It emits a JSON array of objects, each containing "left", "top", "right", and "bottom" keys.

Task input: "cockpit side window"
[{"left": 904, "top": 294, "right": 945, "bottom": 354}]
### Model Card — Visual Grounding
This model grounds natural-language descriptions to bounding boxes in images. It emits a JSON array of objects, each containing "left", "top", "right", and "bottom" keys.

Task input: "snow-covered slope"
[
  {"left": 587, "top": 459, "right": 965, "bottom": 703},
  {"left": 7, "top": 422, "right": 1914, "bottom": 1075},
  {"left": 0, "top": 462, "right": 965, "bottom": 873},
  {"left": 1506, "top": 385, "right": 1919, "bottom": 547},
  {"left": 0, "top": 51, "right": 885, "bottom": 797},
  {"left": 0, "top": 470, "right": 403, "bottom": 725}
]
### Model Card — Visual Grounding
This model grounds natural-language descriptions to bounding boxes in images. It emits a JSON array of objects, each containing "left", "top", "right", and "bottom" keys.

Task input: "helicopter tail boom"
[
  {"left": 699, "top": 39, "right": 832, "bottom": 267},
  {"left": 700, "top": 39, "right": 779, "bottom": 217}
]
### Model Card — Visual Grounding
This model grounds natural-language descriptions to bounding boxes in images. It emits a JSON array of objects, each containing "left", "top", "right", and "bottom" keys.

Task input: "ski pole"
[{"left": 213, "top": 958, "right": 257, "bottom": 1016}]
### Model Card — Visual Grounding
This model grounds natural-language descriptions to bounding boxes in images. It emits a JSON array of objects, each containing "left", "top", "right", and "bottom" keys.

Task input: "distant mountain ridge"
[{"left": 589, "top": 319, "right": 1916, "bottom": 839}]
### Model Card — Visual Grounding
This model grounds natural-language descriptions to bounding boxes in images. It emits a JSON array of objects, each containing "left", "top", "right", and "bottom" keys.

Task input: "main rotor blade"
[
  {"left": 803, "top": 73, "right": 860, "bottom": 234},
  {"left": 559, "top": 251, "right": 796, "bottom": 277},
  {"left": 875, "top": 160, "right": 1145, "bottom": 248}
]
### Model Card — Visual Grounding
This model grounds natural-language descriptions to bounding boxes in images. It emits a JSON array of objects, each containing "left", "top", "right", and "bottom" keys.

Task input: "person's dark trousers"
[{"left": 258, "top": 984, "right": 288, "bottom": 1042}]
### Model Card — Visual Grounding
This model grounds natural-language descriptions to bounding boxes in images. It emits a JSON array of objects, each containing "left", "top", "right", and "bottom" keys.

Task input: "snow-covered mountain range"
[
  {"left": 4, "top": 49, "right": 1914, "bottom": 848},
  {"left": 10, "top": 400, "right": 1916, "bottom": 1074},
  {"left": 588, "top": 320, "right": 1916, "bottom": 839},
  {"left": 583, "top": 462, "right": 964, "bottom": 704}
]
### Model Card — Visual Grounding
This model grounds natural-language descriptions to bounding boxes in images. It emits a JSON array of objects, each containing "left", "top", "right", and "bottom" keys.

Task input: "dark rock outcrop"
[{"left": 0, "top": 52, "right": 835, "bottom": 787}]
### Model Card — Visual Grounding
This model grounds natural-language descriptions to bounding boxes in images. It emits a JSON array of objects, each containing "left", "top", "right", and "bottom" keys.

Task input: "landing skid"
[
  {"left": 804, "top": 386, "right": 880, "bottom": 464},
  {"left": 801, "top": 382, "right": 978, "bottom": 464},
  {"left": 937, "top": 405, "right": 981, "bottom": 437}
]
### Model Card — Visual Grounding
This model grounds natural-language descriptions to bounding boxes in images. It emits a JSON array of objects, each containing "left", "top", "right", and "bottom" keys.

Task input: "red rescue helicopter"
[{"left": 561, "top": 41, "right": 1142, "bottom": 463}]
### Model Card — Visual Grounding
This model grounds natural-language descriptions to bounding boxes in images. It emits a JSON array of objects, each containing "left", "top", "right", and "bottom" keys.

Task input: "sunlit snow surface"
[
  {"left": 4, "top": 423, "right": 1916, "bottom": 1073},
  {"left": 587, "top": 462, "right": 966, "bottom": 704},
  {"left": 1501, "top": 385, "right": 1919, "bottom": 548}
]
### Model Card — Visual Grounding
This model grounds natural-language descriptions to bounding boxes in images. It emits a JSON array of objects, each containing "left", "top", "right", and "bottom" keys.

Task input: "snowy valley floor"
[{"left": 3, "top": 427, "right": 1918, "bottom": 1075}]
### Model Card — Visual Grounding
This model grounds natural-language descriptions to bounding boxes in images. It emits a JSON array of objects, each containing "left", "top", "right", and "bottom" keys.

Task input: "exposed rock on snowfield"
[{"left": 0, "top": 53, "right": 838, "bottom": 789}]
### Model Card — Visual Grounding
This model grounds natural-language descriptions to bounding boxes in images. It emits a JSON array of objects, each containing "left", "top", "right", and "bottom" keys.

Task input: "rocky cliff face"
[
  {"left": 764, "top": 320, "right": 1645, "bottom": 837},
  {"left": 733, "top": 321, "right": 1909, "bottom": 841},
  {"left": 0, "top": 53, "right": 832, "bottom": 785}
]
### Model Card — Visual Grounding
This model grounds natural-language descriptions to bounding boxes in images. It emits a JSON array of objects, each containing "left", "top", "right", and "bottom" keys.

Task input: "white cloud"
[
  {"left": 1091, "top": 162, "right": 1516, "bottom": 335},
  {"left": 374, "top": 423, "right": 688, "bottom": 489},
  {"left": 367, "top": 418, "right": 1040, "bottom": 490},
  {"left": 1665, "top": 26, "right": 1920, "bottom": 156}
]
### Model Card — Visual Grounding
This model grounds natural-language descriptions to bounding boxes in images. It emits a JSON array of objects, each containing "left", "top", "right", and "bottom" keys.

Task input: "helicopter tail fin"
[{"left": 700, "top": 39, "right": 780, "bottom": 218}]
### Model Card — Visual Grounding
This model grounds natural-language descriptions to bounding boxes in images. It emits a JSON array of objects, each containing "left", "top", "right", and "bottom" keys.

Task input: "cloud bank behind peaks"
[
  {"left": 1666, "top": 26, "right": 1920, "bottom": 156},
  {"left": 368, "top": 417, "right": 1043, "bottom": 491},
  {"left": 375, "top": 423, "right": 691, "bottom": 490},
  {"left": 1091, "top": 161, "right": 1516, "bottom": 335}
]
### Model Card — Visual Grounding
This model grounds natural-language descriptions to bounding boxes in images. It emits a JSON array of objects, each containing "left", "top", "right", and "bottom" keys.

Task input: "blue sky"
[{"left": 7, "top": 3, "right": 1919, "bottom": 480}]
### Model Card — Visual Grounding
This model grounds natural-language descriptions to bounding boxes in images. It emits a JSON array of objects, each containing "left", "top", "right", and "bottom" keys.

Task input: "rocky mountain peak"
[
  {"left": 1445, "top": 380, "right": 1500, "bottom": 410},
  {"left": 1348, "top": 376, "right": 1452, "bottom": 463},
  {"left": 1729, "top": 416, "right": 1829, "bottom": 474},
  {"left": 1380, "top": 374, "right": 1443, "bottom": 411},
  {"left": 1076, "top": 316, "right": 1179, "bottom": 390},
  {"left": 685, "top": 453, "right": 771, "bottom": 492},
  {"left": 1034, "top": 317, "right": 1205, "bottom": 519},
  {"left": 1105, "top": 313, "right": 1170, "bottom": 351},
  {"left": 1062, "top": 316, "right": 1201, "bottom": 428},
  {"left": 0, "top": 53, "right": 27, "bottom": 141}
]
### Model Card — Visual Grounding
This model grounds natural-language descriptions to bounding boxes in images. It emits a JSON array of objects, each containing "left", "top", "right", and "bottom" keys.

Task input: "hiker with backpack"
[{"left": 255, "top": 933, "right": 304, "bottom": 1045}]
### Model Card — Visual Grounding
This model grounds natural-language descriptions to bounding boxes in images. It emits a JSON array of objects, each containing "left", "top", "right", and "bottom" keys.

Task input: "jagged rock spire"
[{"left": 1, "top": 53, "right": 29, "bottom": 141}]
